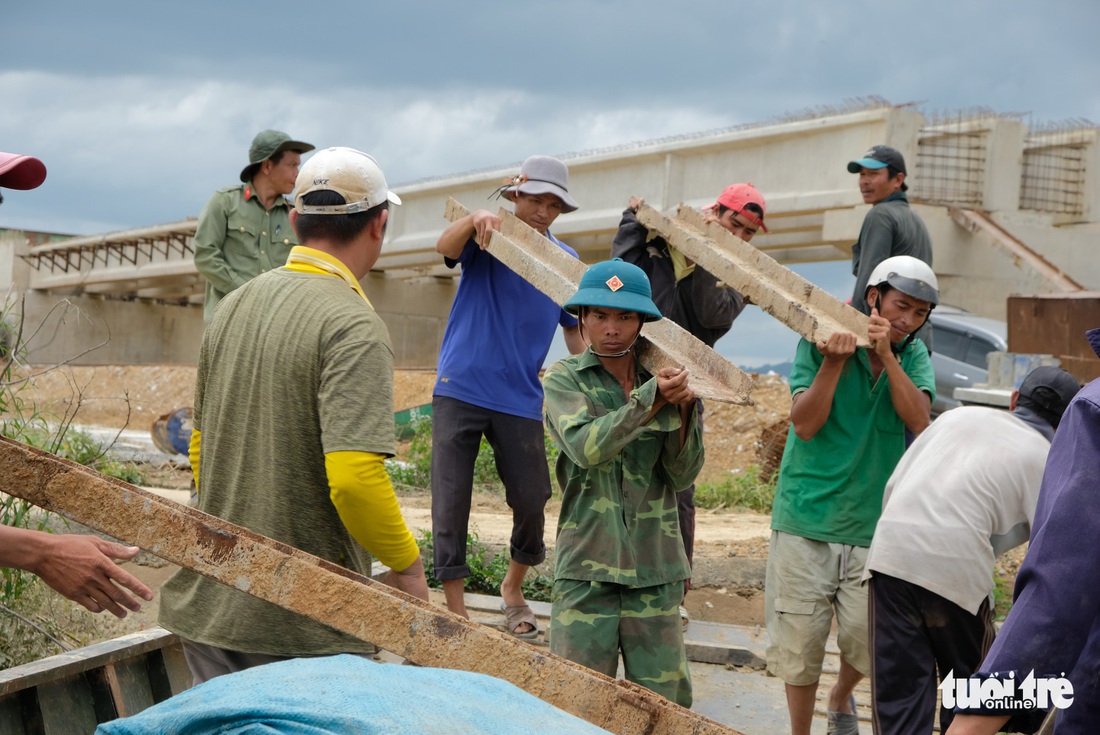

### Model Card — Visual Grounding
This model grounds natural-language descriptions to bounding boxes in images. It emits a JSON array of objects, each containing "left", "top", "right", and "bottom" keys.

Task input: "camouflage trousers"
[{"left": 550, "top": 578, "right": 691, "bottom": 708}]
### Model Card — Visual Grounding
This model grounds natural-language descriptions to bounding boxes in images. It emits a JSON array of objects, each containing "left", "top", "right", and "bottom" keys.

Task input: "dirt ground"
[
  {"left": 11, "top": 364, "right": 785, "bottom": 639},
  {"left": 14, "top": 364, "right": 1032, "bottom": 648},
  {"left": 17, "top": 365, "right": 791, "bottom": 486}
]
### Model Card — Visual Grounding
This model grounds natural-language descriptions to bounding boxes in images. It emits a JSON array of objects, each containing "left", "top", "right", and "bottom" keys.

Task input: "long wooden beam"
[
  {"left": 635, "top": 203, "right": 871, "bottom": 347},
  {"left": 0, "top": 437, "right": 745, "bottom": 735},
  {"left": 445, "top": 198, "right": 754, "bottom": 405}
]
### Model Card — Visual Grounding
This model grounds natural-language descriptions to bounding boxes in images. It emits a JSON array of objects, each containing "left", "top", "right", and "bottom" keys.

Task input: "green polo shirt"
[
  {"left": 543, "top": 350, "right": 704, "bottom": 588},
  {"left": 193, "top": 183, "right": 300, "bottom": 322},
  {"left": 770, "top": 337, "right": 935, "bottom": 547}
]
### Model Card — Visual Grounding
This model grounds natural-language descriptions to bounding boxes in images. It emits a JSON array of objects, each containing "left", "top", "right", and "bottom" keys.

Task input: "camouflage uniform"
[{"left": 543, "top": 350, "right": 704, "bottom": 707}]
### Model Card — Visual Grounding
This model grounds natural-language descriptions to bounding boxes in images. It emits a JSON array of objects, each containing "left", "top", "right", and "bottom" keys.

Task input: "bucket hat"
[
  {"left": 500, "top": 155, "right": 578, "bottom": 213},
  {"left": 240, "top": 130, "right": 315, "bottom": 182}
]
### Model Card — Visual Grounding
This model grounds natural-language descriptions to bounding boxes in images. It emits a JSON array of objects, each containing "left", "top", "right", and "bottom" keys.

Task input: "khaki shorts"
[{"left": 764, "top": 531, "right": 870, "bottom": 686}]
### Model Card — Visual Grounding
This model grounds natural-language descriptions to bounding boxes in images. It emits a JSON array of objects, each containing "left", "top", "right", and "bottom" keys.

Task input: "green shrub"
[
  {"left": 0, "top": 305, "right": 144, "bottom": 668},
  {"left": 694, "top": 466, "right": 777, "bottom": 513},
  {"left": 416, "top": 529, "right": 553, "bottom": 603},
  {"left": 386, "top": 416, "right": 560, "bottom": 495},
  {"left": 991, "top": 573, "right": 1014, "bottom": 622},
  {"left": 95, "top": 459, "right": 145, "bottom": 486}
]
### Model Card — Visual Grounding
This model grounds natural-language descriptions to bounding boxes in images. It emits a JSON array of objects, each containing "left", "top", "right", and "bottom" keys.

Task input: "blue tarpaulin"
[{"left": 96, "top": 654, "right": 614, "bottom": 734}]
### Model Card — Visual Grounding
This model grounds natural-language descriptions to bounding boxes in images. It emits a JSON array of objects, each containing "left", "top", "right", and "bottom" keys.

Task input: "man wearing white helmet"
[{"left": 765, "top": 255, "right": 938, "bottom": 735}]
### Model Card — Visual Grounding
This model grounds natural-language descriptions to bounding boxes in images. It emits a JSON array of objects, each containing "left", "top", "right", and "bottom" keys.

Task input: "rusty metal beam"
[
  {"left": 636, "top": 203, "right": 871, "bottom": 348},
  {"left": 0, "top": 437, "right": 745, "bottom": 735},
  {"left": 445, "top": 198, "right": 754, "bottom": 405}
]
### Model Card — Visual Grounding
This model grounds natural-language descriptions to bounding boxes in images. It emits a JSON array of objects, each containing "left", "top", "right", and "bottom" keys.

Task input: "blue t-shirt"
[{"left": 434, "top": 233, "right": 578, "bottom": 420}]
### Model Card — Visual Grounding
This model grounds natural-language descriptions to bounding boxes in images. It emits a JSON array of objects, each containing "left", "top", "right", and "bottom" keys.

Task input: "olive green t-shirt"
[{"left": 159, "top": 268, "right": 395, "bottom": 655}]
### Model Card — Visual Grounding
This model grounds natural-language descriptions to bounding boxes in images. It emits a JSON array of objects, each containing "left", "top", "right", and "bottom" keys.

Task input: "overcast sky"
[{"left": 3, "top": 1, "right": 1098, "bottom": 366}]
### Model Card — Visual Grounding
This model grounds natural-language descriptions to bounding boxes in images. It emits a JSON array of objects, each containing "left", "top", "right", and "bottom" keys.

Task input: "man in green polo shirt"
[
  {"left": 765, "top": 256, "right": 938, "bottom": 735},
  {"left": 194, "top": 129, "right": 315, "bottom": 322}
]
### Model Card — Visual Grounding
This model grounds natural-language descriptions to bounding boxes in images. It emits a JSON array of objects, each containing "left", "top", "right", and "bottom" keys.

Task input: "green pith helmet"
[{"left": 564, "top": 259, "right": 662, "bottom": 322}]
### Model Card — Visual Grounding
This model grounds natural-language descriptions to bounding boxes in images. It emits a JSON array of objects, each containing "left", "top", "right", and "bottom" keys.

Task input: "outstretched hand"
[
  {"left": 657, "top": 367, "right": 695, "bottom": 406},
  {"left": 35, "top": 534, "right": 154, "bottom": 618}
]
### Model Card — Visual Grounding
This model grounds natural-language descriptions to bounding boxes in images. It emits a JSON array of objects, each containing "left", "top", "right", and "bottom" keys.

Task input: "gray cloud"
[{"left": 4, "top": 0, "right": 1097, "bottom": 363}]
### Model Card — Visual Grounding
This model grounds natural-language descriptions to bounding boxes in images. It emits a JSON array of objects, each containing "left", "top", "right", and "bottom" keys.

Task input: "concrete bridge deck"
[{"left": 4, "top": 102, "right": 1097, "bottom": 367}]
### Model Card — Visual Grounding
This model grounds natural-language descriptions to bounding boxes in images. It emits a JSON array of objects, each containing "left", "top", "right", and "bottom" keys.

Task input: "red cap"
[
  {"left": 705, "top": 183, "right": 767, "bottom": 232},
  {"left": 0, "top": 152, "right": 47, "bottom": 190}
]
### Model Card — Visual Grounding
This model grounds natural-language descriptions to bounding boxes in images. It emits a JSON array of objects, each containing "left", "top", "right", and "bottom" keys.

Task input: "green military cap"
[
  {"left": 239, "top": 130, "right": 315, "bottom": 182},
  {"left": 565, "top": 259, "right": 662, "bottom": 322}
]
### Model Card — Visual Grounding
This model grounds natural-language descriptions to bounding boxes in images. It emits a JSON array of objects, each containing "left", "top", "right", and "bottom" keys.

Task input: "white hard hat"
[{"left": 866, "top": 256, "right": 939, "bottom": 306}]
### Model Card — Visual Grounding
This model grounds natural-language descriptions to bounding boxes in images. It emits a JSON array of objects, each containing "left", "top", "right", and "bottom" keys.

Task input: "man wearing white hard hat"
[
  {"left": 160, "top": 147, "right": 428, "bottom": 684},
  {"left": 765, "top": 256, "right": 937, "bottom": 735}
]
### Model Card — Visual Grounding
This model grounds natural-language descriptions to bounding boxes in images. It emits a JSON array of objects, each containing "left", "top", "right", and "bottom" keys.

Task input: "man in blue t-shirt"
[{"left": 431, "top": 155, "right": 584, "bottom": 639}]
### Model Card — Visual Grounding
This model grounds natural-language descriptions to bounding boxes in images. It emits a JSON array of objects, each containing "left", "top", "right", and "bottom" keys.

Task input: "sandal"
[
  {"left": 826, "top": 695, "right": 859, "bottom": 735},
  {"left": 500, "top": 602, "right": 539, "bottom": 640}
]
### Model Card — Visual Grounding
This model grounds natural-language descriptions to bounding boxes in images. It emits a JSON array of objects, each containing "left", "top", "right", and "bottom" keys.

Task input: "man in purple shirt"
[{"left": 947, "top": 328, "right": 1100, "bottom": 735}]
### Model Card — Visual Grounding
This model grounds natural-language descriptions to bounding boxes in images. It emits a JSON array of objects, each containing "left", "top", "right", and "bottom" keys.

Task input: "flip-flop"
[
  {"left": 500, "top": 602, "right": 539, "bottom": 640},
  {"left": 826, "top": 695, "right": 859, "bottom": 735}
]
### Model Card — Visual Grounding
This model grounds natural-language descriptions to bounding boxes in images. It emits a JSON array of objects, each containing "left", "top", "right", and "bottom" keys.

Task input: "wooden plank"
[
  {"left": 635, "top": 203, "right": 871, "bottom": 348},
  {"left": 0, "top": 694, "right": 29, "bottom": 735},
  {"left": 0, "top": 628, "right": 179, "bottom": 696},
  {"left": 155, "top": 641, "right": 193, "bottom": 698},
  {"left": 37, "top": 675, "right": 98, "bottom": 734},
  {"left": 0, "top": 438, "right": 746, "bottom": 735},
  {"left": 445, "top": 198, "right": 754, "bottom": 405},
  {"left": 103, "top": 658, "right": 156, "bottom": 718}
]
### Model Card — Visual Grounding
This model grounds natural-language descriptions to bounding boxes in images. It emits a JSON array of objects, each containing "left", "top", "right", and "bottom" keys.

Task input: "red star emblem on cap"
[{"left": 606, "top": 275, "right": 624, "bottom": 292}]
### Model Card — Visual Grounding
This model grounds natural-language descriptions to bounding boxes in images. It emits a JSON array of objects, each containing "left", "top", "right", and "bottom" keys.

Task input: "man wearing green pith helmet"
[{"left": 543, "top": 258, "right": 704, "bottom": 707}]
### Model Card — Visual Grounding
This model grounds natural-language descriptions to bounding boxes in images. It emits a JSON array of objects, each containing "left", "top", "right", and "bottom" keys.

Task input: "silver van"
[{"left": 927, "top": 306, "right": 1008, "bottom": 415}]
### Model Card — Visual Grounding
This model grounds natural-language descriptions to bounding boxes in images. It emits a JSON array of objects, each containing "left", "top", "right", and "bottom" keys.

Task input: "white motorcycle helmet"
[{"left": 865, "top": 256, "right": 939, "bottom": 307}]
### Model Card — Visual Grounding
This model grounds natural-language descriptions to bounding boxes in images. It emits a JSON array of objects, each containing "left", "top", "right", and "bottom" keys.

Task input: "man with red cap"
[{"left": 611, "top": 182, "right": 767, "bottom": 616}]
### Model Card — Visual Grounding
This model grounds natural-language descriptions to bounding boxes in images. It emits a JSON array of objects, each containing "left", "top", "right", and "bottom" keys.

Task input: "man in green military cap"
[
  {"left": 194, "top": 129, "right": 315, "bottom": 321},
  {"left": 543, "top": 258, "right": 704, "bottom": 707}
]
